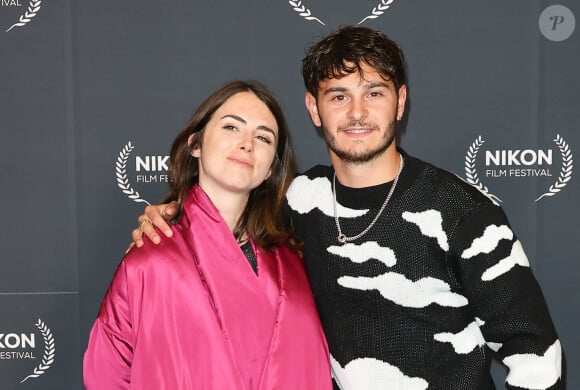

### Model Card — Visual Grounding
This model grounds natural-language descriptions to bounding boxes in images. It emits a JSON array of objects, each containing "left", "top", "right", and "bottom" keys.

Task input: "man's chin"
[{"left": 331, "top": 148, "right": 387, "bottom": 164}]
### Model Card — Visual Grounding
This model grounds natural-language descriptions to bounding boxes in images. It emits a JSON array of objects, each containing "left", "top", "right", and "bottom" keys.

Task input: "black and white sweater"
[{"left": 286, "top": 155, "right": 562, "bottom": 390}]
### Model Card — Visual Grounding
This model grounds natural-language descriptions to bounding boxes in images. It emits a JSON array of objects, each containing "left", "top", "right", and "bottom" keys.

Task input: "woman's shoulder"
[{"left": 122, "top": 226, "right": 186, "bottom": 270}]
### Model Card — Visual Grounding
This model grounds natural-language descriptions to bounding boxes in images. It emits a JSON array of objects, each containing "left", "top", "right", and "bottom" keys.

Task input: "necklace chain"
[{"left": 333, "top": 154, "right": 404, "bottom": 244}]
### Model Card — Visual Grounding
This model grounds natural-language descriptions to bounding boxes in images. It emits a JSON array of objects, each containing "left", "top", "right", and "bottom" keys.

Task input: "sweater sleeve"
[
  {"left": 83, "top": 260, "right": 134, "bottom": 389},
  {"left": 450, "top": 202, "right": 562, "bottom": 390}
]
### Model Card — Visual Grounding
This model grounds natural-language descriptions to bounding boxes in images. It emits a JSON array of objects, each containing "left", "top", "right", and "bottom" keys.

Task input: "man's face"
[{"left": 305, "top": 62, "right": 407, "bottom": 164}]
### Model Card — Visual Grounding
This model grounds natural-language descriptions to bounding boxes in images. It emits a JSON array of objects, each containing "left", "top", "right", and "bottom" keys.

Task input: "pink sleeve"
[{"left": 83, "top": 261, "right": 134, "bottom": 389}]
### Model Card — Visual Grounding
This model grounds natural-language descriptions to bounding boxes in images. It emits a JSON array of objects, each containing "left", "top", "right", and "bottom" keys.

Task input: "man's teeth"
[{"left": 347, "top": 129, "right": 368, "bottom": 133}]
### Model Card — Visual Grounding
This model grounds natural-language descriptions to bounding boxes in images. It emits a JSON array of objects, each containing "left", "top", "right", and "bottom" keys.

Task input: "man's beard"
[{"left": 322, "top": 119, "right": 396, "bottom": 164}]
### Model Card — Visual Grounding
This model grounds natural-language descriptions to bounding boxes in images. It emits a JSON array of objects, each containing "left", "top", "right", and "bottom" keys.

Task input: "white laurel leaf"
[
  {"left": 20, "top": 319, "right": 55, "bottom": 383},
  {"left": 115, "top": 142, "right": 151, "bottom": 205},
  {"left": 535, "top": 134, "right": 574, "bottom": 202},
  {"left": 287, "top": 0, "right": 325, "bottom": 25},
  {"left": 6, "top": 0, "right": 42, "bottom": 32},
  {"left": 359, "top": 0, "right": 395, "bottom": 24},
  {"left": 464, "top": 135, "right": 502, "bottom": 203}
]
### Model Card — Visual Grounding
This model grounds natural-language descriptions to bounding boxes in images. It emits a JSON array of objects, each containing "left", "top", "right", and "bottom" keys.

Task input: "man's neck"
[{"left": 331, "top": 147, "right": 402, "bottom": 188}]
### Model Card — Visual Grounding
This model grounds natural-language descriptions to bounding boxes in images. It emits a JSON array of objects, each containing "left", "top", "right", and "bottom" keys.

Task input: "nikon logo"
[
  {"left": 485, "top": 149, "right": 552, "bottom": 166},
  {"left": 116, "top": 142, "right": 169, "bottom": 204},
  {"left": 0, "top": 333, "right": 35, "bottom": 349},
  {"left": 135, "top": 155, "right": 169, "bottom": 172},
  {"left": 465, "top": 135, "right": 573, "bottom": 203}
]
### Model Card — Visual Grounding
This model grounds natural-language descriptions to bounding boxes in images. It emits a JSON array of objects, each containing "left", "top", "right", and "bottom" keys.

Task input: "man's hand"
[{"left": 129, "top": 202, "right": 177, "bottom": 251}]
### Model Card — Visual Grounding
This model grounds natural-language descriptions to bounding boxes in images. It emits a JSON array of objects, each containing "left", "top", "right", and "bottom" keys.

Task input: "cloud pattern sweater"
[{"left": 286, "top": 155, "right": 562, "bottom": 390}]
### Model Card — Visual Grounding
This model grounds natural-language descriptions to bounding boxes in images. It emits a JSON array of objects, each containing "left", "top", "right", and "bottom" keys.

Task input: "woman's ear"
[
  {"left": 264, "top": 168, "right": 272, "bottom": 182},
  {"left": 188, "top": 133, "right": 201, "bottom": 157}
]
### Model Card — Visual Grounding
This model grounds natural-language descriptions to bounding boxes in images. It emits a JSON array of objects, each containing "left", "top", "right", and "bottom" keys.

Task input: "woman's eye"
[
  {"left": 223, "top": 125, "right": 237, "bottom": 131},
  {"left": 256, "top": 135, "right": 272, "bottom": 144}
]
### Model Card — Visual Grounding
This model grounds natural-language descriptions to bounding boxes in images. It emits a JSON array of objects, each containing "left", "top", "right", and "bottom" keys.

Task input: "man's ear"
[
  {"left": 396, "top": 85, "right": 407, "bottom": 121},
  {"left": 305, "top": 92, "right": 322, "bottom": 127},
  {"left": 188, "top": 134, "right": 201, "bottom": 157}
]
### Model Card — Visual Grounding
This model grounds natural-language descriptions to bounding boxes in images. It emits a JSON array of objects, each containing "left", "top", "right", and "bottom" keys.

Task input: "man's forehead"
[{"left": 319, "top": 70, "right": 393, "bottom": 89}]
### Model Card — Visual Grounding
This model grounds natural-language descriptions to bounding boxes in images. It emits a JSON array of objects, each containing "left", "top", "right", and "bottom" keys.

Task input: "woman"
[{"left": 83, "top": 81, "right": 331, "bottom": 389}]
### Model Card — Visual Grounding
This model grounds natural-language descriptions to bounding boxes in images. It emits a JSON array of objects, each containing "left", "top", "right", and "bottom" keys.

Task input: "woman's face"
[{"left": 191, "top": 91, "right": 279, "bottom": 197}]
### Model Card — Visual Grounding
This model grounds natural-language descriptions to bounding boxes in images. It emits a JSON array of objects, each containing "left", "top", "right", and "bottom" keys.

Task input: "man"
[{"left": 132, "top": 27, "right": 562, "bottom": 389}]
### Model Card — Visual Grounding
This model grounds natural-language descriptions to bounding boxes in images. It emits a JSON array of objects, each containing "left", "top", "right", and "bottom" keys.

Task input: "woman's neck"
[{"left": 198, "top": 183, "right": 249, "bottom": 232}]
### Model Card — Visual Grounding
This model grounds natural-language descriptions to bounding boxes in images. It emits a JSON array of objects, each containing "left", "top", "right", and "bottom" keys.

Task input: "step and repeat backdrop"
[{"left": 1, "top": 1, "right": 578, "bottom": 389}]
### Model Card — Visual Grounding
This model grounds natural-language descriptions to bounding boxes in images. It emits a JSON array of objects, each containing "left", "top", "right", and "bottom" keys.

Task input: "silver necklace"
[{"left": 333, "top": 154, "right": 404, "bottom": 244}]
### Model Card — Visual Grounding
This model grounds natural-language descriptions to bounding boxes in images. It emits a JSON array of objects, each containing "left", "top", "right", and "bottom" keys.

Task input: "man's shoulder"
[
  {"left": 288, "top": 164, "right": 333, "bottom": 193},
  {"left": 297, "top": 164, "right": 333, "bottom": 180},
  {"left": 405, "top": 154, "right": 496, "bottom": 206},
  {"left": 286, "top": 165, "right": 334, "bottom": 216}
]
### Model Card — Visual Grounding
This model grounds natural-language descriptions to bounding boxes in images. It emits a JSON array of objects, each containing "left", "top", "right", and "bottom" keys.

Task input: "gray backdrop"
[{"left": 1, "top": 1, "right": 578, "bottom": 388}]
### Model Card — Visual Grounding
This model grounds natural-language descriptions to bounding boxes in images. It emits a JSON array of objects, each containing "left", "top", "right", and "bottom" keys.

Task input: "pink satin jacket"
[{"left": 84, "top": 186, "right": 331, "bottom": 389}]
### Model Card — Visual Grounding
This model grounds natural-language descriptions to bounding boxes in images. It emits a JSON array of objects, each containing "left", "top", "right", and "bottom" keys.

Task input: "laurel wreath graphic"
[
  {"left": 20, "top": 319, "right": 55, "bottom": 383},
  {"left": 465, "top": 135, "right": 502, "bottom": 203},
  {"left": 359, "top": 0, "right": 395, "bottom": 24},
  {"left": 116, "top": 142, "right": 151, "bottom": 205},
  {"left": 288, "top": 1, "right": 325, "bottom": 25},
  {"left": 287, "top": 0, "right": 396, "bottom": 25},
  {"left": 535, "top": 134, "right": 574, "bottom": 202},
  {"left": 5, "top": 0, "right": 42, "bottom": 32}
]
